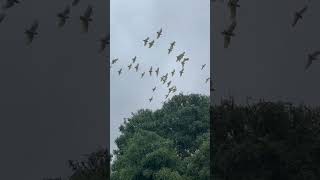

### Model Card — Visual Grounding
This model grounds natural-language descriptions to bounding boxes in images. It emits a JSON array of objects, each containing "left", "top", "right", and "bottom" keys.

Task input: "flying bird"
[
  {"left": 170, "top": 41, "right": 176, "bottom": 48},
  {"left": 179, "top": 68, "right": 184, "bottom": 77},
  {"left": 228, "top": 0, "right": 240, "bottom": 19},
  {"left": 141, "top": 72, "right": 145, "bottom": 78},
  {"left": 0, "top": 13, "right": 6, "bottom": 24},
  {"left": 176, "top": 52, "right": 185, "bottom": 62},
  {"left": 171, "top": 69, "right": 175, "bottom": 76},
  {"left": 155, "top": 67, "right": 159, "bottom": 76},
  {"left": 99, "top": 34, "right": 109, "bottom": 53},
  {"left": 292, "top": 5, "right": 308, "bottom": 27},
  {"left": 167, "top": 81, "right": 172, "bottom": 87},
  {"left": 118, "top": 68, "right": 122, "bottom": 75},
  {"left": 128, "top": 63, "right": 132, "bottom": 70},
  {"left": 132, "top": 56, "right": 137, "bottom": 63},
  {"left": 135, "top": 63, "right": 139, "bottom": 72},
  {"left": 201, "top": 64, "right": 206, "bottom": 70},
  {"left": 222, "top": 21, "right": 237, "bottom": 48},
  {"left": 72, "top": 0, "right": 80, "bottom": 6},
  {"left": 149, "top": 40, "right": 155, "bottom": 48},
  {"left": 111, "top": 58, "right": 118, "bottom": 64},
  {"left": 156, "top": 28, "right": 162, "bottom": 39},
  {"left": 25, "top": 20, "right": 39, "bottom": 45},
  {"left": 181, "top": 61, "right": 185, "bottom": 68},
  {"left": 57, "top": 5, "right": 71, "bottom": 27},
  {"left": 143, "top": 37, "right": 149, "bottom": 46},
  {"left": 152, "top": 86, "right": 156, "bottom": 92},
  {"left": 149, "top": 66, "right": 153, "bottom": 76},
  {"left": 80, "top": 5, "right": 93, "bottom": 33},
  {"left": 149, "top": 97, "right": 153, "bottom": 102},
  {"left": 2, "top": 0, "right": 19, "bottom": 10},
  {"left": 305, "top": 51, "right": 320, "bottom": 70},
  {"left": 168, "top": 47, "right": 173, "bottom": 54}
]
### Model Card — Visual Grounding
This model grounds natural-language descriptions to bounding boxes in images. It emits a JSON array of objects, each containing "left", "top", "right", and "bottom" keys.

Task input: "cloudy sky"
[{"left": 110, "top": 0, "right": 210, "bottom": 152}]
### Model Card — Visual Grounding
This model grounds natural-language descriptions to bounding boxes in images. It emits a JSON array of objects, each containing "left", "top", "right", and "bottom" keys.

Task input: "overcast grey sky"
[{"left": 110, "top": 0, "right": 210, "bottom": 153}]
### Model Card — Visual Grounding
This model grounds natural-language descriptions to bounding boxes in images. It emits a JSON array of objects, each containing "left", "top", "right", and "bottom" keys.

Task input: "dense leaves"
[{"left": 111, "top": 94, "right": 210, "bottom": 180}]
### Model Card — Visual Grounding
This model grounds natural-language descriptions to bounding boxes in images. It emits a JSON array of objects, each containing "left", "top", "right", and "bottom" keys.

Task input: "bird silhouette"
[
  {"left": 57, "top": 5, "right": 71, "bottom": 27},
  {"left": 170, "top": 41, "right": 176, "bottom": 48},
  {"left": 149, "top": 96, "right": 153, "bottom": 102},
  {"left": 152, "top": 86, "right": 156, "bottom": 92},
  {"left": 156, "top": 28, "right": 162, "bottom": 39},
  {"left": 0, "top": 13, "right": 6, "bottom": 24},
  {"left": 25, "top": 20, "right": 39, "bottom": 45},
  {"left": 292, "top": 5, "right": 308, "bottom": 27},
  {"left": 143, "top": 37, "right": 149, "bottom": 46},
  {"left": 228, "top": 0, "right": 240, "bottom": 19},
  {"left": 149, "top": 66, "right": 153, "bottom": 76},
  {"left": 135, "top": 63, "right": 139, "bottom": 72},
  {"left": 118, "top": 68, "right": 122, "bottom": 75},
  {"left": 176, "top": 52, "right": 185, "bottom": 62},
  {"left": 182, "top": 58, "right": 189, "bottom": 63},
  {"left": 206, "top": 77, "right": 210, "bottom": 83},
  {"left": 132, "top": 56, "right": 137, "bottom": 63},
  {"left": 128, "top": 63, "right": 132, "bottom": 70},
  {"left": 72, "top": 0, "right": 80, "bottom": 6},
  {"left": 141, "top": 72, "right": 145, "bottom": 78},
  {"left": 201, "top": 64, "right": 206, "bottom": 70},
  {"left": 99, "top": 34, "right": 109, "bottom": 53},
  {"left": 222, "top": 21, "right": 237, "bottom": 48},
  {"left": 171, "top": 69, "right": 175, "bottom": 76},
  {"left": 149, "top": 40, "right": 155, "bottom": 48},
  {"left": 2, "top": 0, "right": 19, "bottom": 10},
  {"left": 155, "top": 67, "right": 159, "bottom": 76},
  {"left": 305, "top": 51, "right": 320, "bottom": 70},
  {"left": 80, "top": 5, "right": 93, "bottom": 33},
  {"left": 168, "top": 47, "right": 173, "bottom": 54},
  {"left": 181, "top": 61, "right": 186, "bottom": 68},
  {"left": 179, "top": 68, "right": 184, "bottom": 76},
  {"left": 167, "top": 81, "right": 172, "bottom": 87},
  {"left": 111, "top": 58, "right": 118, "bottom": 64}
]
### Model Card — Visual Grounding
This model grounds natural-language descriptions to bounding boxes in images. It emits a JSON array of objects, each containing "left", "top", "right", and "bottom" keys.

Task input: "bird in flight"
[
  {"left": 99, "top": 34, "right": 109, "bottom": 53},
  {"left": 72, "top": 0, "right": 80, "bottom": 6},
  {"left": 135, "top": 63, "right": 139, "bottom": 72},
  {"left": 179, "top": 68, "right": 184, "bottom": 77},
  {"left": 201, "top": 64, "right": 206, "bottom": 70},
  {"left": 141, "top": 72, "right": 145, "bottom": 78},
  {"left": 149, "top": 96, "right": 153, "bottom": 102},
  {"left": 149, "top": 40, "right": 155, "bottom": 48},
  {"left": 80, "top": 5, "right": 93, "bottom": 33},
  {"left": 206, "top": 77, "right": 210, "bottom": 83},
  {"left": 128, "top": 63, "right": 132, "bottom": 70},
  {"left": 2, "top": 0, "right": 19, "bottom": 10},
  {"left": 0, "top": 13, "right": 6, "bottom": 24},
  {"left": 57, "top": 5, "right": 71, "bottom": 27},
  {"left": 132, "top": 56, "right": 137, "bottom": 63},
  {"left": 156, "top": 28, "right": 162, "bottom": 39},
  {"left": 222, "top": 21, "right": 237, "bottom": 48},
  {"left": 305, "top": 51, "right": 320, "bottom": 70},
  {"left": 171, "top": 69, "right": 175, "bottom": 76},
  {"left": 168, "top": 46, "right": 173, "bottom": 54},
  {"left": 181, "top": 61, "right": 186, "bottom": 68},
  {"left": 167, "top": 81, "right": 172, "bottom": 87},
  {"left": 149, "top": 66, "right": 153, "bottom": 76},
  {"left": 143, "top": 37, "right": 149, "bottom": 46},
  {"left": 111, "top": 58, "right": 118, "bottom": 64},
  {"left": 155, "top": 67, "right": 159, "bottom": 76},
  {"left": 118, "top": 68, "right": 122, "bottom": 75},
  {"left": 292, "top": 5, "right": 308, "bottom": 27},
  {"left": 25, "top": 20, "right": 39, "bottom": 45},
  {"left": 170, "top": 41, "right": 176, "bottom": 48},
  {"left": 152, "top": 86, "right": 156, "bottom": 92},
  {"left": 228, "top": 0, "right": 240, "bottom": 20},
  {"left": 176, "top": 52, "right": 185, "bottom": 62}
]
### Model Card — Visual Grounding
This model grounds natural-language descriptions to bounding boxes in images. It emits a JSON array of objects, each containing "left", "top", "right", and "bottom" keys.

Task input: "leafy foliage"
[{"left": 111, "top": 94, "right": 210, "bottom": 180}]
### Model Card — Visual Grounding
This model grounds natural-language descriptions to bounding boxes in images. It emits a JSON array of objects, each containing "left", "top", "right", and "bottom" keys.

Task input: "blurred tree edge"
[{"left": 212, "top": 98, "right": 320, "bottom": 180}]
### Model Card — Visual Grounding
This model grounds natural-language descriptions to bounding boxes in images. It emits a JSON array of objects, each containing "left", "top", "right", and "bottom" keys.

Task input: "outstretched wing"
[
  {"left": 292, "top": 15, "right": 299, "bottom": 27},
  {"left": 311, "top": 51, "right": 320, "bottom": 57},
  {"left": 227, "top": 21, "right": 237, "bottom": 32},
  {"left": 299, "top": 5, "right": 308, "bottom": 14}
]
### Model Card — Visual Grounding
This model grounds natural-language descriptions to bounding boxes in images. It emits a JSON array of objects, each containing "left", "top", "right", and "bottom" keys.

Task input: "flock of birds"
[
  {"left": 0, "top": 0, "right": 110, "bottom": 50},
  {"left": 216, "top": 0, "right": 319, "bottom": 70},
  {"left": 110, "top": 28, "right": 211, "bottom": 103}
]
